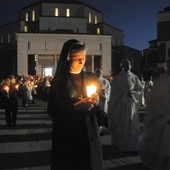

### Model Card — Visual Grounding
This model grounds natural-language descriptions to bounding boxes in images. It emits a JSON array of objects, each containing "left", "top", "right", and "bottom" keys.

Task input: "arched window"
[
  {"left": 24, "top": 25, "right": 28, "bottom": 32},
  {"left": 25, "top": 13, "right": 29, "bottom": 21},
  {"left": 97, "top": 28, "right": 100, "bottom": 34},
  {"left": 55, "top": 8, "right": 59, "bottom": 16},
  {"left": 66, "top": 8, "right": 70, "bottom": 17},
  {"left": 32, "top": 10, "right": 35, "bottom": 21},
  {"left": 95, "top": 15, "right": 98, "bottom": 24},
  {"left": 89, "top": 13, "right": 92, "bottom": 23}
]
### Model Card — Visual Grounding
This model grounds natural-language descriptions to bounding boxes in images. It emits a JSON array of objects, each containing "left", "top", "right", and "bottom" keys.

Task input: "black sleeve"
[{"left": 47, "top": 85, "right": 75, "bottom": 120}]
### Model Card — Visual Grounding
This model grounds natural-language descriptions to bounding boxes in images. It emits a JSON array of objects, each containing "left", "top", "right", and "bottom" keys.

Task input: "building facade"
[
  {"left": 0, "top": 0, "right": 124, "bottom": 77},
  {"left": 17, "top": 33, "right": 111, "bottom": 76},
  {"left": 157, "top": 7, "right": 170, "bottom": 67},
  {"left": 142, "top": 6, "right": 170, "bottom": 80}
]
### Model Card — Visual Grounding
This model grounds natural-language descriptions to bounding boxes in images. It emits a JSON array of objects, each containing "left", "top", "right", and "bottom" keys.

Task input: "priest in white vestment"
[{"left": 108, "top": 59, "right": 143, "bottom": 152}]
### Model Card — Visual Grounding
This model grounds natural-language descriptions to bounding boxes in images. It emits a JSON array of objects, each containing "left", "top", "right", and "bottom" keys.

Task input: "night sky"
[{"left": 0, "top": 0, "right": 170, "bottom": 51}]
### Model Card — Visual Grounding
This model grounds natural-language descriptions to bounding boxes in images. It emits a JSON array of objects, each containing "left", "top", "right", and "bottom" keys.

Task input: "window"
[
  {"left": 15, "top": 32, "right": 17, "bottom": 41},
  {"left": 168, "top": 48, "right": 170, "bottom": 58},
  {"left": 28, "top": 42, "right": 30, "bottom": 50},
  {"left": 7, "top": 34, "right": 10, "bottom": 43},
  {"left": 97, "top": 28, "right": 100, "bottom": 34},
  {"left": 95, "top": 15, "right": 98, "bottom": 24},
  {"left": 100, "top": 43, "right": 102, "bottom": 51},
  {"left": 66, "top": 8, "right": 70, "bottom": 17},
  {"left": 1, "top": 35, "right": 3, "bottom": 43},
  {"left": 25, "top": 13, "right": 28, "bottom": 21},
  {"left": 55, "top": 8, "right": 59, "bottom": 16},
  {"left": 89, "top": 13, "right": 92, "bottom": 23},
  {"left": 32, "top": 10, "right": 35, "bottom": 21},
  {"left": 24, "top": 25, "right": 28, "bottom": 32}
]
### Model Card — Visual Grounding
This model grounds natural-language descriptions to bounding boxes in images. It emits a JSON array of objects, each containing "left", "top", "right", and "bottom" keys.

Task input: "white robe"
[
  {"left": 98, "top": 77, "right": 111, "bottom": 113},
  {"left": 139, "top": 74, "right": 170, "bottom": 169},
  {"left": 141, "top": 80, "right": 146, "bottom": 106},
  {"left": 108, "top": 71, "right": 143, "bottom": 151}
]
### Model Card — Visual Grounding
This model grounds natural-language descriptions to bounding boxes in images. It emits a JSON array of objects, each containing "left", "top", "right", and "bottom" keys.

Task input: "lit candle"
[
  {"left": 86, "top": 85, "right": 97, "bottom": 97},
  {"left": 4, "top": 86, "right": 9, "bottom": 92},
  {"left": 15, "top": 84, "right": 19, "bottom": 90},
  {"left": 4, "top": 86, "right": 9, "bottom": 98}
]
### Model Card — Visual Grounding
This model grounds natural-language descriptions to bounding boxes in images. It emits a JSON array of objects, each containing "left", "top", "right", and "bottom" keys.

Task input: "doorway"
[{"left": 42, "top": 66, "right": 53, "bottom": 77}]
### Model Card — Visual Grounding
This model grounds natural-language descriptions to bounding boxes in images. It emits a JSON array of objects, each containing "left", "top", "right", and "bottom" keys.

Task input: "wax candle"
[{"left": 86, "top": 85, "right": 97, "bottom": 97}]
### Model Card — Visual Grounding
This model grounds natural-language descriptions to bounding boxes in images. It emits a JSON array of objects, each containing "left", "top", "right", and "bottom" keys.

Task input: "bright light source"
[{"left": 86, "top": 85, "right": 97, "bottom": 97}]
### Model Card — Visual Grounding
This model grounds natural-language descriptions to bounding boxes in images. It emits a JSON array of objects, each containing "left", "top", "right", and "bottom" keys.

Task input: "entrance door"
[
  {"left": 37, "top": 55, "right": 56, "bottom": 76},
  {"left": 42, "top": 66, "right": 53, "bottom": 77}
]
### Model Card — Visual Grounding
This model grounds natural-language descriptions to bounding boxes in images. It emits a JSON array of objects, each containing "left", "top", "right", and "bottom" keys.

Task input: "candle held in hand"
[
  {"left": 86, "top": 85, "right": 97, "bottom": 97},
  {"left": 4, "top": 86, "right": 9, "bottom": 92},
  {"left": 4, "top": 86, "right": 9, "bottom": 98}
]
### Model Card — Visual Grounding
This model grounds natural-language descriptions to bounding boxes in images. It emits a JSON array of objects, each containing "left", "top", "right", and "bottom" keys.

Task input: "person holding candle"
[
  {"left": 47, "top": 39, "right": 103, "bottom": 170},
  {"left": 108, "top": 58, "right": 143, "bottom": 152},
  {"left": 1, "top": 76, "right": 18, "bottom": 127}
]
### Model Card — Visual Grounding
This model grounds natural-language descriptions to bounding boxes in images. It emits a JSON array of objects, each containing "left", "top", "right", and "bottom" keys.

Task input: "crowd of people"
[
  {"left": 0, "top": 39, "right": 169, "bottom": 170},
  {"left": 0, "top": 74, "right": 52, "bottom": 126}
]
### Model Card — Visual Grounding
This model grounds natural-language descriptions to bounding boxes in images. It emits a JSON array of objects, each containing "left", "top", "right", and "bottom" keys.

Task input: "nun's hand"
[
  {"left": 90, "top": 93, "right": 99, "bottom": 106},
  {"left": 74, "top": 98, "right": 94, "bottom": 111}
]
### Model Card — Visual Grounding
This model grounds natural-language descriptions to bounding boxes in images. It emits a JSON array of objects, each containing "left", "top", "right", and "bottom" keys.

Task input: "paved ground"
[{"left": 0, "top": 99, "right": 149, "bottom": 170}]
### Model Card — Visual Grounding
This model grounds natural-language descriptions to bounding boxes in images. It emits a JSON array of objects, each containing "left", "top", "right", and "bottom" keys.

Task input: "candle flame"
[
  {"left": 4, "top": 86, "right": 9, "bottom": 91},
  {"left": 86, "top": 85, "right": 97, "bottom": 97},
  {"left": 15, "top": 84, "right": 19, "bottom": 89}
]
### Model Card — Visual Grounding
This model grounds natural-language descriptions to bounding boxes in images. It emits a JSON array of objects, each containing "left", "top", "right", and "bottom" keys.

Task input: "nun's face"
[{"left": 69, "top": 50, "right": 86, "bottom": 73}]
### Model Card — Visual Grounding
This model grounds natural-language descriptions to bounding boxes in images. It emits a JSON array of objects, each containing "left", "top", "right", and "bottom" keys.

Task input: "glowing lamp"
[{"left": 86, "top": 85, "right": 97, "bottom": 97}]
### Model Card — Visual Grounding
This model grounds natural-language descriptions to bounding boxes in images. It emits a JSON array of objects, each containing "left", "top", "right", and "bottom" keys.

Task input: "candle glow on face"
[{"left": 86, "top": 85, "right": 97, "bottom": 97}]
